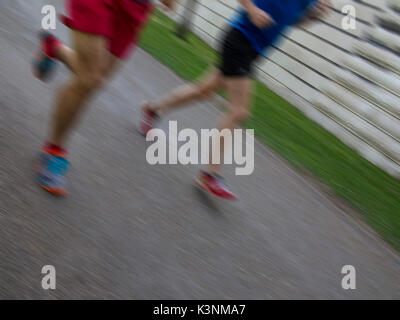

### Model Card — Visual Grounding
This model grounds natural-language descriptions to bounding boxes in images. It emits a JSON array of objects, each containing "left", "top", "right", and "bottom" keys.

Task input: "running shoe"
[
  {"left": 139, "top": 106, "right": 160, "bottom": 137},
  {"left": 32, "top": 31, "right": 61, "bottom": 81},
  {"left": 195, "top": 171, "right": 237, "bottom": 200},
  {"left": 34, "top": 146, "right": 69, "bottom": 196}
]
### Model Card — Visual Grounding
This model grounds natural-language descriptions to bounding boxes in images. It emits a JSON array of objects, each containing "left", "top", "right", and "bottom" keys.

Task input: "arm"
[
  {"left": 238, "top": 0, "right": 258, "bottom": 13},
  {"left": 238, "top": 0, "right": 275, "bottom": 28}
]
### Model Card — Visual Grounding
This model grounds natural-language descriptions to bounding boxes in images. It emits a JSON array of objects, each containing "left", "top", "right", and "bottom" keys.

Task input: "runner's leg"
[
  {"left": 49, "top": 30, "right": 109, "bottom": 147},
  {"left": 56, "top": 44, "right": 79, "bottom": 74},
  {"left": 207, "top": 76, "right": 252, "bottom": 175},
  {"left": 144, "top": 68, "right": 223, "bottom": 116},
  {"left": 55, "top": 42, "right": 119, "bottom": 78}
]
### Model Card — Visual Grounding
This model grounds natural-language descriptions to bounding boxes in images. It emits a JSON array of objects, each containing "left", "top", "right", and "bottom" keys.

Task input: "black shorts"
[{"left": 218, "top": 27, "right": 260, "bottom": 77}]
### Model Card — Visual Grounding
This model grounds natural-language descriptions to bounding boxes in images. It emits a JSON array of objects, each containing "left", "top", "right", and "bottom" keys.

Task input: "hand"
[
  {"left": 158, "top": 0, "right": 177, "bottom": 11},
  {"left": 310, "top": 0, "right": 330, "bottom": 19},
  {"left": 248, "top": 6, "right": 275, "bottom": 29}
]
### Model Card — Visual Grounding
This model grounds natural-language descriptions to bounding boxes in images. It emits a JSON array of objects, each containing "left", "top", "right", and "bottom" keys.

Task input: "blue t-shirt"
[{"left": 231, "top": 0, "right": 317, "bottom": 54}]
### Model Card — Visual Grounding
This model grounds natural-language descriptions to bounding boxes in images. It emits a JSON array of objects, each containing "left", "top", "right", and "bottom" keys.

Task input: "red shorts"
[{"left": 62, "top": 0, "right": 153, "bottom": 59}]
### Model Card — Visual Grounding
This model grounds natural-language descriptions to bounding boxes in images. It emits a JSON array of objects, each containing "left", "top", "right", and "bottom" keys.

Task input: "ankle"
[
  {"left": 144, "top": 102, "right": 161, "bottom": 116},
  {"left": 43, "top": 141, "right": 67, "bottom": 157}
]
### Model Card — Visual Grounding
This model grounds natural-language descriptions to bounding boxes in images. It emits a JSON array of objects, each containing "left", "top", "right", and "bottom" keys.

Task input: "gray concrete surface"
[{"left": 0, "top": 0, "right": 399, "bottom": 299}]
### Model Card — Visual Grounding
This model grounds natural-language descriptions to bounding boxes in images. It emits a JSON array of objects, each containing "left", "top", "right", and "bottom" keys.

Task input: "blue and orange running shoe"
[
  {"left": 32, "top": 31, "right": 61, "bottom": 82},
  {"left": 34, "top": 146, "right": 69, "bottom": 196},
  {"left": 195, "top": 171, "right": 237, "bottom": 200}
]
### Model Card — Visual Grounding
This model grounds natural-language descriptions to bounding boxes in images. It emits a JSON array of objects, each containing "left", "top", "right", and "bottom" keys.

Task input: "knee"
[
  {"left": 231, "top": 108, "right": 251, "bottom": 123},
  {"left": 77, "top": 72, "right": 105, "bottom": 92},
  {"left": 195, "top": 84, "right": 214, "bottom": 99}
]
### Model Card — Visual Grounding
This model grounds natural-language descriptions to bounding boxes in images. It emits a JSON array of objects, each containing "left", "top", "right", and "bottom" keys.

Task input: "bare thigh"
[
  {"left": 59, "top": 38, "right": 120, "bottom": 78},
  {"left": 71, "top": 31, "right": 108, "bottom": 81},
  {"left": 102, "top": 51, "right": 121, "bottom": 79}
]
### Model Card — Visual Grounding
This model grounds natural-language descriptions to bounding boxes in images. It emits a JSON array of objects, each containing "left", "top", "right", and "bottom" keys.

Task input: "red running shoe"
[
  {"left": 32, "top": 31, "right": 61, "bottom": 81},
  {"left": 195, "top": 171, "right": 237, "bottom": 200},
  {"left": 139, "top": 105, "right": 160, "bottom": 137}
]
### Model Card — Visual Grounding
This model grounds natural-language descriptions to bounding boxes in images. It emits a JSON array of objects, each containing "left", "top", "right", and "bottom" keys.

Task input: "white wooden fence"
[{"left": 166, "top": 0, "right": 400, "bottom": 178}]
